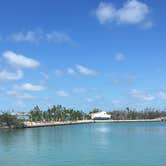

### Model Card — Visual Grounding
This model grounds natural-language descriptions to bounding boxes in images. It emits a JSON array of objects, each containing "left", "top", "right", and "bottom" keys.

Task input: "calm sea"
[{"left": 0, "top": 122, "right": 166, "bottom": 166}]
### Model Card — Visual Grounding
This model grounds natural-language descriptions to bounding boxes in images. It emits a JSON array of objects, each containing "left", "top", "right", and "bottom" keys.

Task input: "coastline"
[
  {"left": 24, "top": 118, "right": 164, "bottom": 128},
  {"left": 24, "top": 120, "right": 94, "bottom": 128},
  {"left": 94, "top": 119, "right": 162, "bottom": 123}
]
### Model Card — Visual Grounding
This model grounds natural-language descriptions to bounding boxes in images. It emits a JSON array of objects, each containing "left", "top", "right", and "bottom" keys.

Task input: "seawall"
[
  {"left": 24, "top": 120, "right": 94, "bottom": 128},
  {"left": 24, "top": 118, "right": 163, "bottom": 128}
]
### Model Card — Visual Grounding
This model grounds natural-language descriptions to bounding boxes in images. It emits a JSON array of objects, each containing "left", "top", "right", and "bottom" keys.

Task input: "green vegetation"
[
  {"left": 90, "top": 107, "right": 166, "bottom": 120},
  {"left": 0, "top": 113, "right": 25, "bottom": 129},
  {"left": 29, "top": 105, "right": 91, "bottom": 122},
  {"left": 28, "top": 106, "right": 166, "bottom": 122},
  {"left": 0, "top": 106, "right": 166, "bottom": 129},
  {"left": 110, "top": 107, "right": 166, "bottom": 120}
]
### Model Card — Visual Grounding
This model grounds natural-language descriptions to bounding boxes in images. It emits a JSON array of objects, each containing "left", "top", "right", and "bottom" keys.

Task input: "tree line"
[
  {"left": 110, "top": 107, "right": 166, "bottom": 120},
  {"left": 91, "top": 107, "right": 166, "bottom": 120},
  {"left": 1, "top": 105, "right": 166, "bottom": 129},
  {"left": 0, "top": 105, "right": 91, "bottom": 128},
  {"left": 0, "top": 113, "right": 25, "bottom": 129},
  {"left": 16, "top": 105, "right": 166, "bottom": 121},
  {"left": 29, "top": 105, "right": 91, "bottom": 122}
]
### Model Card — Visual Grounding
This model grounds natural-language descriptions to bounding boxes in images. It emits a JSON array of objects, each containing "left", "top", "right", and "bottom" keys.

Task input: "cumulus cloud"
[
  {"left": 6, "top": 83, "right": 44, "bottom": 99},
  {"left": 0, "top": 70, "right": 23, "bottom": 81},
  {"left": 76, "top": 65, "right": 97, "bottom": 76},
  {"left": 115, "top": 53, "right": 125, "bottom": 61},
  {"left": 3, "top": 51, "right": 40, "bottom": 68},
  {"left": 95, "top": 0, "right": 153, "bottom": 28},
  {"left": 129, "top": 89, "right": 155, "bottom": 101},
  {"left": 56, "top": 90, "right": 69, "bottom": 97},
  {"left": 19, "top": 83, "right": 45, "bottom": 91}
]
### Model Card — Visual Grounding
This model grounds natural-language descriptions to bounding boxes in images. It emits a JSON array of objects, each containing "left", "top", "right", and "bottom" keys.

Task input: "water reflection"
[{"left": 0, "top": 122, "right": 166, "bottom": 166}]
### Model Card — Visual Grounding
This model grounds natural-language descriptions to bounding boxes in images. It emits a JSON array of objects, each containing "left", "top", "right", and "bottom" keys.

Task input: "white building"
[{"left": 91, "top": 111, "right": 111, "bottom": 120}]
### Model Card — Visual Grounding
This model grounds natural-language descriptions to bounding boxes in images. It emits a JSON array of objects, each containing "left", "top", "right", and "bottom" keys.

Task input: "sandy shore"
[{"left": 24, "top": 118, "right": 163, "bottom": 128}]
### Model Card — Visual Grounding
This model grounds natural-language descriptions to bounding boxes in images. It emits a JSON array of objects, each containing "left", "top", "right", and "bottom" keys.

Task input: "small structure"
[
  {"left": 16, "top": 112, "right": 29, "bottom": 121},
  {"left": 91, "top": 111, "right": 111, "bottom": 120}
]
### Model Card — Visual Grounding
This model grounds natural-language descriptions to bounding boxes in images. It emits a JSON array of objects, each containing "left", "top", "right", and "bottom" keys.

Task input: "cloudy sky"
[{"left": 0, "top": 0, "right": 166, "bottom": 112}]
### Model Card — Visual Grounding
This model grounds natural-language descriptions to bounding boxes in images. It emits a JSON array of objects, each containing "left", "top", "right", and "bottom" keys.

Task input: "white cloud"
[
  {"left": 3, "top": 51, "right": 40, "bottom": 68},
  {"left": 0, "top": 70, "right": 23, "bottom": 81},
  {"left": 6, "top": 83, "right": 44, "bottom": 99},
  {"left": 7, "top": 90, "right": 34, "bottom": 99},
  {"left": 95, "top": 2, "right": 116, "bottom": 24},
  {"left": 76, "top": 65, "right": 97, "bottom": 76},
  {"left": 19, "top": 83, "right": 45, "bottom": 91},
  {"left": 54, "top": 65, "right": 97, "bottom": 77},
  {"left": 56, "top": 90, "right": 69, "bottom": 97},
  {"left": 55, "top": 69, "right": 63, "bottom": 77},
  {"left": 95, "top": 0, "right": 152, "bottom": 28},
  {"left": 67, "top": 68, "right": 76, "bottom": 75},
  {"left": 8, "top": 30, "right": 43, "bottom": 44},
  {"left": 129, "top": 89, "right": 155, "bottom": 101},
  {"left": 115, "top": 53, "right": 125, "bottom": 61},
  {"left": 118, "top": 0, "right": 149, "bottom": 24},
  {"left": 46, "top": 31, "right": 74, "bottom": 44},
  {"left": 7, "top": 29, "right": 75, "bottom": 45}
]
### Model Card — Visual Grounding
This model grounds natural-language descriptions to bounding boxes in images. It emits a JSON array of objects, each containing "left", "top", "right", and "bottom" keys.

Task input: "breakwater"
[
  {"left": 24, "top": 118, "right": 164, "bottom": 128},
  {"left": 24, "top": 120, "right": 94, "bottom": 128}
]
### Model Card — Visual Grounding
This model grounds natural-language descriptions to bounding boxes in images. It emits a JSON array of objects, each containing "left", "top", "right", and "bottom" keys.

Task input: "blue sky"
[{"left": 0, "top": 0, "right": 166, "bottom": 112}]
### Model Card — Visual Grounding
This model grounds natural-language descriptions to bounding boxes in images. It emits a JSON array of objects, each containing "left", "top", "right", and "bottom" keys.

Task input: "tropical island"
[{"left": 1, "top": 105, "right": 166, "bottom": 129}]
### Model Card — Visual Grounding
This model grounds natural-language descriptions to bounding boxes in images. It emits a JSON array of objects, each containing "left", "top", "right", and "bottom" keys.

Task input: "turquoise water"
[{"left": 0, "top": 122, "right": 166, "bottom": 166}]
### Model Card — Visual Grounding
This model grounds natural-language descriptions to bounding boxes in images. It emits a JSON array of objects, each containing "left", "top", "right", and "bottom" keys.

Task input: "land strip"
[{"left": 24, "top": 118, "right": 165, "bottom": 128}]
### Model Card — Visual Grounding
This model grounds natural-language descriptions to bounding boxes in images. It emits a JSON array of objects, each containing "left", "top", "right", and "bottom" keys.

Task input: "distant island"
[{"left": 0, "top": 105, "right": 166, "bottom": 129}]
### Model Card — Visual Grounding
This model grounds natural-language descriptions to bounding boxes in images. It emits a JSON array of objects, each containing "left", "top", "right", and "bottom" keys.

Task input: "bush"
[{"left": 0, "top": 113, "right": 25, "bottom": 129}]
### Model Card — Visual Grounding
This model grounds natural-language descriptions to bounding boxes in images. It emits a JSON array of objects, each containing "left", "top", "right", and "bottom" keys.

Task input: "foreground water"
[{"left": 0, "top": 122, "right": 166, "bottom": 166}]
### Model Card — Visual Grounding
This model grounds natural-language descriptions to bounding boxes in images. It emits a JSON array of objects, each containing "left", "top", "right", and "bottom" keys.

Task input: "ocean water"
[{"left": 0, "top": 122, "right": 166, "bottom": 166}]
